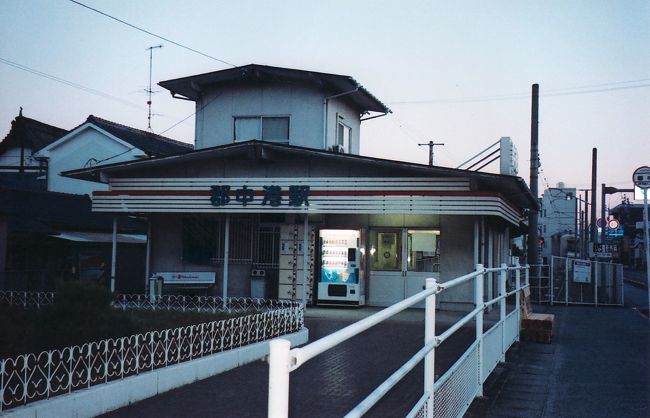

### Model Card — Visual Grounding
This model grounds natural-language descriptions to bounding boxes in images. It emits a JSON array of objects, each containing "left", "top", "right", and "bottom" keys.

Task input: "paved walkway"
[
  {"left": 101, "top": 307, "right": 494, "bottom": 418},
  {"left": 468, "top": 287, "right": 649, "bottom": 418}
]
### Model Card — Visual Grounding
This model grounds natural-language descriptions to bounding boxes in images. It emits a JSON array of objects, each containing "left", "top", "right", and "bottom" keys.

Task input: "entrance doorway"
[{"left": 367, "top": 229, "right": 440, "bottom": 306}]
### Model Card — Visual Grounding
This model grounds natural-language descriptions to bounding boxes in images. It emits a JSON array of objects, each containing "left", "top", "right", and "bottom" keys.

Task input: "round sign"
[
  {"left": 607, "top": 219, "right": 620, "bottom": 230},
  {"left": 633, "top": 166, "right": 650, "bottom": 189}
]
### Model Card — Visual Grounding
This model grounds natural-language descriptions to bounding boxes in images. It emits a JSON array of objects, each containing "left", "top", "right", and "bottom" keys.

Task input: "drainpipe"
[{"left": 322, "top": 88, "right": 359, "bottom": 149}]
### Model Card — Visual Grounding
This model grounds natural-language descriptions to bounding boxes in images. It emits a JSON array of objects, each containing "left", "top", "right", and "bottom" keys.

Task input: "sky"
[{"left": 1, "top": 0, "right": 649, "bottom": 208}]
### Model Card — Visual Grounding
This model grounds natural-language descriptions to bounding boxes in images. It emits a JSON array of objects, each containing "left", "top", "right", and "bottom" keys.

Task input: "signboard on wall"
[
  {"left": 155, "top": 272, "right": 216, "bottom": 285},
  {"left": 573, "top": 260, "right": 592, "bottom": 283}
]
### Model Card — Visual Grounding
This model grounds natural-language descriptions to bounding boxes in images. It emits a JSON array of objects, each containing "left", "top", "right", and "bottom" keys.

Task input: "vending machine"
[{"left": 317, "top": 229, "right": 365, "bottom": 305}]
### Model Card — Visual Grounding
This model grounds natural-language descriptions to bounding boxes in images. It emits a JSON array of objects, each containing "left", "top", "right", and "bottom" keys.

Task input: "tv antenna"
[{"left": 146, "top": 44, "right": 163, "bottom": 130}]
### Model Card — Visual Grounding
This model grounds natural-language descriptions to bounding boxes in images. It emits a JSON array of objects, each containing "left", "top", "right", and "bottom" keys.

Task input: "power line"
[
  {"left": 388, "top": 79, "right": 650, "bottom": 105},
  {"left": 0, "top": 57, "right": 144, "bottom": 110},
  {"left": 159, "top": 92, "right": 223, "bottom": 135},
  {"left": 68, "top": 0, "right": 237, "bottom": 68}
]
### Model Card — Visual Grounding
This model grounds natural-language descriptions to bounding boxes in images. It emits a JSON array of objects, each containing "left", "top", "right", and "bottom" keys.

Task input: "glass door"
[
  {"left": 367, "top": 230, "right": 404, "bottom": 305},
  {"left": 368, "top": 228, "right": 440, "bottom": 306},
  {"left": 405, "top": 230, "right": 441, "bottom": 306}
]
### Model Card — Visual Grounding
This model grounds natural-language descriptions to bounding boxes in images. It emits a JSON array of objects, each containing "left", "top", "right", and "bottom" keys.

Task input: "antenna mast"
[{"left": 146, "top": 44, "right": 163, "bottom": 130}]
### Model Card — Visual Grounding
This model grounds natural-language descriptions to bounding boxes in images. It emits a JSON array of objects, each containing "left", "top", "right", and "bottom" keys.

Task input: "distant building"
[
  {"left": 538, "top": 185, "right": 577, "bottom": 262},
  {"left": 0, "top": 110, "right": 68, "bottom": 190}
]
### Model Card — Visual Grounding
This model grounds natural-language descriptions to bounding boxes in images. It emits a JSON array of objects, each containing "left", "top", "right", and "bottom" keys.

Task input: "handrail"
[
  {"left": 268, "top": 263, "right": 528, "bottom": 418},
  {"left": 290, "top": 285, "right": 440, "bottom": 370}
]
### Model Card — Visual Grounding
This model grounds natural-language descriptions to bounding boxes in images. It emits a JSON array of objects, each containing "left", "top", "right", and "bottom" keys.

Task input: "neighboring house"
[
  {"left": 0, "top": 109, "right": 68, "bottom": 190},
  {"left": 0, "top": 187, "right": 146, "bottom": 292},
  {"left": 158, "top": 64, "right": 390, "bottom": 153},
  {"left": 66, "top": 64, "right": 538, "bottom": 310},
  {"left": 34, "top": 115, "right": 193, "bottom": 195},
  {"left": 538, "top": 185, "right": 578, "bottom": 261}
]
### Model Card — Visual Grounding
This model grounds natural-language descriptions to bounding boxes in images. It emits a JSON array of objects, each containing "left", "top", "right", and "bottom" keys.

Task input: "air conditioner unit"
[{"left": 328, "top": 144, "right": 345, "bottom": 153}]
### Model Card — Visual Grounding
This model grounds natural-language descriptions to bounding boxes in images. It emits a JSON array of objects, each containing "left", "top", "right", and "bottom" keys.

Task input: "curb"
[{"left": 624, "top": 278, "right": 648, "bottom": 289}]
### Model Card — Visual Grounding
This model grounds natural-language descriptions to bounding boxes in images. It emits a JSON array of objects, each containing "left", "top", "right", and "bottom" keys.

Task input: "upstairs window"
[
  {"left": 234, "top": 116, "right": 289, "bottom": 142},
  {"left": 336, "top": 122, "right": 351, "bottom": 153}
]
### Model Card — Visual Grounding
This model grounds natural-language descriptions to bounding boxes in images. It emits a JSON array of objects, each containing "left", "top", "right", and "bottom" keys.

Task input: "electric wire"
[
  {"left": 0, "top": 57, "right": 144, "bottom": 110},
  {"left": 388, "top": 79, "right": 650, "bottom": 105},
  {"left": 68, "top": 0, "right": 237, "bottom": 68}
]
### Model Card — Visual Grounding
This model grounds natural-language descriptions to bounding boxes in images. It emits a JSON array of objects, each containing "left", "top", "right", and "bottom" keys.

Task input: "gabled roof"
[
  {"left": 159, "top": 64, "right": 391, "bottom": 114},
  {"left": 82, "top": 115, "right": 193, "bottom": 157},
  {"left": 64, "top": 140, "right": 538, "bottom": 211},
  {"left": 0, "top": 111, "right": 68, "bottom": 153}
]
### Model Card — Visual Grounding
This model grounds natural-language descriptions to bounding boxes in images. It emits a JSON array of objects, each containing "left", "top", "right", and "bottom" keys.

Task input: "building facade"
[{"left": 67, "top": 65, "right": 537, "bottom": 310}]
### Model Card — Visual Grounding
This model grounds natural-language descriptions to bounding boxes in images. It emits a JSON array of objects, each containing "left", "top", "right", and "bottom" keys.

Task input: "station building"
[{"left": 67, "top": 64, "right": 537, "bottom": 311}]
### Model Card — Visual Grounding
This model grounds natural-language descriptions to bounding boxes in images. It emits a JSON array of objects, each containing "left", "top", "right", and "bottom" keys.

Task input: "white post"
[
  {"left": 487, "top": 229, "right": 494, "bottom": 310},
  {"left": 515, "top": 261, "right": 521, "bottom": 342},
  {"left": 474, "top": 264, "right": 484, "bottom": 395},
  {"left": 473, "top": 219, "right": 480, "bottom": 266},
  {"left": 111, "top": 217, "right": 117, "bottom": 293},
  {"left": 145, "top": 217, "right": 152, "bottom": 292},
  {"left": 302, "top": 215, "right": 309, "bottom": 307},
  {"left": 643, "top": 188, "right": 650, "bottom": 312},
  {"left": 550, "top": 256, "right": 554, "bottom": 305},
  {"left": 268, "top": 338, "right": 291, "bottom": 418},
  {"left": 499, "top": 264, "right": 507, "bottom": 362},
  {"left": 565, "top": 257, "right": 569, "bottom": 306},
  {"left": 223, "top": 215, "right": 230, "bottom": 307},
  {"left": 424, "top": 277, "right": 437, "bottom": 418}
]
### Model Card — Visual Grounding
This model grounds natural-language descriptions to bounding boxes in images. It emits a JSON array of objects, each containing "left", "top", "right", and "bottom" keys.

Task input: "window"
[
  {"left": 406, "top": 230, "right": 440, "bottom": 273},
  {"left": 369, "top": 230, "right": 402, "bottom": 271},
  {"left": 336, "top": 122, "right": 351, "bottom": 152},
  {"left": 234, "top": 116, "right": 289, "bottom": 142}
]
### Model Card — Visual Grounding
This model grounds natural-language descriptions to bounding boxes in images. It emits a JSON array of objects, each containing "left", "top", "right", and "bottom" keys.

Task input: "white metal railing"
[
  {"left": 0, "top": 291, "right": 299, "bottom": 314},
  {"left": 0, "top": 291, "right": 55, "bottom": 308},
  {"left": 0, "top": 298, "right": 303, "bottom": 412},
  {"left": 267, "top": 262, "right": 529, "bottom": 418}
]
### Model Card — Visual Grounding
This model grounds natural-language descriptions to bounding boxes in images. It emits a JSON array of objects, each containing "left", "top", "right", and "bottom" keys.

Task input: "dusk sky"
[{"left": 1, "top": 0, "right": 648, "bottom": 207}]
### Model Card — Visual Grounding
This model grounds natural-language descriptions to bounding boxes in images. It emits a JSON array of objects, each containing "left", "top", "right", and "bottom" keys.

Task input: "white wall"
[
  {"left": 41, "top": 128, "right": 145, "bottom": 195},
  {"left": 326, "top": 97, "right": 361, "bottom": 154},
  {"left": 195, "top": 83, "right": 362, "bottom": 154},
  {"left": 539, "top": 187, "right": 577, "bottom": 259},
  {"left": 196, "top": 83, "right": 324, "bottom": 150}
]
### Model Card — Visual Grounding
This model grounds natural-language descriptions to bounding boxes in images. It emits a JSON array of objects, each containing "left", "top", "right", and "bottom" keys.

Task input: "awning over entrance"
[{"left": 50, "top": 231, "right": 146, "bottom": 244}]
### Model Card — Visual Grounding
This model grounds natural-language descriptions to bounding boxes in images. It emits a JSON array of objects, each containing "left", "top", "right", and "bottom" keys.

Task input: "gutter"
[{"left": 322, "top": 87, "right": 360, "bottom": 149}]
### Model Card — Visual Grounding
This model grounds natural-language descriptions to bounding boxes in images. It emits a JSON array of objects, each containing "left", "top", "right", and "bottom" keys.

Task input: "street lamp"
[{"left": 601, "top": 185, "right": 634, "bottom": 244}]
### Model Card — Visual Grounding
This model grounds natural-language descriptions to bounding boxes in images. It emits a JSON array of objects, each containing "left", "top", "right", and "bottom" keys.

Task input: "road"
[{"left": 624, "top": 269, "right": 649, "bottom": 316}]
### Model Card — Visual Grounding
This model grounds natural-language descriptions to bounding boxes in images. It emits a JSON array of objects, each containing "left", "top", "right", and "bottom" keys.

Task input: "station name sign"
[{"left": 210, "top": 185, "right": 310, "bottom": 207}]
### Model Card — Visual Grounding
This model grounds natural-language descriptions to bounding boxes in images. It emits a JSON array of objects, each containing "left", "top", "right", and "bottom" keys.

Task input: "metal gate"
[{"left": 531, "top": 257, "right": 623, "bottom": 306}]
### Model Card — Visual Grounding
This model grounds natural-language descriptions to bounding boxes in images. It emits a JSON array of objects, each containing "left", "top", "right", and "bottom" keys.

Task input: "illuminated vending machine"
[{"left": 317, "top": 229, "right": 365, "bottom": 305}]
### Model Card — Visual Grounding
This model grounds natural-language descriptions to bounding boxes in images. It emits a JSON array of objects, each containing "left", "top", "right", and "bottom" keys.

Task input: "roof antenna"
[{"left": 146, "top": 44, "right": 163, "bottom": 130}]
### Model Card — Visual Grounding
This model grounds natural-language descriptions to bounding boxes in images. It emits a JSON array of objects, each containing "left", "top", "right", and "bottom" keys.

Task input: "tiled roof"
[
  {"left": 0, "top": 112, "right": 68, "bottom": 153},
  {"left": 86, "top": 115, "right": 193, "bottom": 157}
]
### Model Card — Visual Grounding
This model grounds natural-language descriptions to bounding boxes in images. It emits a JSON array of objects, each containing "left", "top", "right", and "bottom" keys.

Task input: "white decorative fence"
[
  {"left": 0, "top": 291, "right": 55, "bottom": 309},
  {"left": 267, "top": 263, "right": 527, "bottom": 418},
  {"left": 0, "top": 295, "right": 303, "bottom": 412}
]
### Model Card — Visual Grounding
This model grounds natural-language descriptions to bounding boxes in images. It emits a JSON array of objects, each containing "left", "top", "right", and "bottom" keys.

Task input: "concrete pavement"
[{"left": 467, "top": 282, "right": 650, "bottom": 418}]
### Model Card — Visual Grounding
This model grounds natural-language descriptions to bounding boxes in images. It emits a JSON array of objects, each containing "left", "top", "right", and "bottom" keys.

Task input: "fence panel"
[{"left": 548, "top": 256, "right": 623, "bottom": 306}]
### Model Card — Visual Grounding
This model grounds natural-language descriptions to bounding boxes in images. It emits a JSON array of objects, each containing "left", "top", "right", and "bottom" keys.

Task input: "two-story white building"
[
  {"left": 67, "top": 64, "right": 537, "bottom": 310},
  {"left": 539, "top": 184, "right": 578, "bottom": 261}
]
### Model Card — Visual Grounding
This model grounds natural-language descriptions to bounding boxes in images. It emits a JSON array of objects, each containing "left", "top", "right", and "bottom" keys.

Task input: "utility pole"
[
  {"left": 527, "top": 84, "right": 540, "bottom": 266},
  {"left": 418, "top": 141, "right": 444, "bottom": 166},
  {"left": 590, "top": 148, "right": 598, "bottom": 255},
  {"left": 146, "top": 44, "right": 163, "bottom": 130}
]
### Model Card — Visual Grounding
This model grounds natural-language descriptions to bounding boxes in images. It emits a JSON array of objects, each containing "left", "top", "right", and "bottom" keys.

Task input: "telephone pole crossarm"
[{"left": 418, "top": 141, "right": 445, "bottom": 166}]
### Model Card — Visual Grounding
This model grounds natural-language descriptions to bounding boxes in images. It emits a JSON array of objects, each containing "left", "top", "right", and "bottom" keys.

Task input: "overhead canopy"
[
  {"left": 50, "top": 232, "right": 146, "bottom": 244},
  {"left": 159, "top": 64, "right": 391, "bottom": 114}
]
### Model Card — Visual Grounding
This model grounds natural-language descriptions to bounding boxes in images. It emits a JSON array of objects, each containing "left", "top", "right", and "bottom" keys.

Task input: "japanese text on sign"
[{"left": 210, "top": 185, "right": 310, "bottom": 207}]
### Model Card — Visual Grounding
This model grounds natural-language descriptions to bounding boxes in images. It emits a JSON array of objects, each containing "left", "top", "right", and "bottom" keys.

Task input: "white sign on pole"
[{"left": 573, "top": 260, "right": 592, "bottom": 283}]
